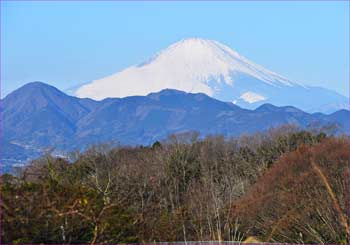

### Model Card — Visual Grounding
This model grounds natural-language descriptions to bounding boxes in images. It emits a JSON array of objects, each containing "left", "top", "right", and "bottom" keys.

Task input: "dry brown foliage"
[{"left": 231, "top": 137, "right": 350, "bottom": 244}]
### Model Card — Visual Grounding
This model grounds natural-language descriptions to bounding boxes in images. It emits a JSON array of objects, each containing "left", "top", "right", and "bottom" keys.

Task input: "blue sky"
[{"left": 1, "top": 1, "right": 349, "bottom": 97}]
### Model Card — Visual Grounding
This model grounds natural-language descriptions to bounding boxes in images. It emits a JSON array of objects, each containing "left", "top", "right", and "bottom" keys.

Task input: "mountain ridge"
[
  {"left": 75, "top": 38, "right": 348, "bottom": 113},
  {"left": 2, "top": 81, "right": 350, "bottom": 172}
]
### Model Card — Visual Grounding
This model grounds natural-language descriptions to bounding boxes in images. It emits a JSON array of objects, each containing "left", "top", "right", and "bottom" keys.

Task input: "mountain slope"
[
  {"left": 3, "top": 82, "right": 350, "bottom": 172},
  {"left": 1, "top": 82, "right": 102, "bottom": 172},
  {"left": 2, "top": 82, "right": 100, "bottom": 150},
  {"left": 75, "top": 38, "right": 348, "bottom": 113}
]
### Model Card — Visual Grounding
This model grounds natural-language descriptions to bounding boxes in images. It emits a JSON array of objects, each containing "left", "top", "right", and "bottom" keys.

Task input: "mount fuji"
[{"left": 76, "top": 38, "right": 348, "bottom": 113}]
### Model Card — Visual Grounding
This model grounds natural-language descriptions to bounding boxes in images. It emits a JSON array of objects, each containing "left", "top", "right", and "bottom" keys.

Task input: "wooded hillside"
[{"left": 1, "top": 126, "right": 349, "bottom": 244}]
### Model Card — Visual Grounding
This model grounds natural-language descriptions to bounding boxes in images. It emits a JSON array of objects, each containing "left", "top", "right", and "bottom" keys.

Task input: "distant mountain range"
[
  {"left": 2, "top": 82, "right": 349, "bottom": 172},
  {"left": 76, "top": 38, "right": 349, "bottom": 113}
]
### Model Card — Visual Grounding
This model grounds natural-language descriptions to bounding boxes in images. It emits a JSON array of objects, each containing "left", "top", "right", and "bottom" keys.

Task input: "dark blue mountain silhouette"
[{"left": 2, "top": 82, "right": 349, "bottom": 172}]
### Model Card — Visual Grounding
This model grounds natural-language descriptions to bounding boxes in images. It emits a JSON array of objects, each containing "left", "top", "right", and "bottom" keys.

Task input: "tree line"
[{"left": 1, "top": 125, "right": 349, "bottom": 244}]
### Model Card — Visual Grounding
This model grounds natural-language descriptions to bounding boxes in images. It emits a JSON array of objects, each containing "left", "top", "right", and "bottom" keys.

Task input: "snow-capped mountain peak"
[
  {"left": 76, "top": 38, "right": 294, "bottom": 99},
  {"left": 75, "top": 38, "right": 348, "bottom": 113},
  {"left": 145, "top": 38, "right": 296, "bottom": 86}
]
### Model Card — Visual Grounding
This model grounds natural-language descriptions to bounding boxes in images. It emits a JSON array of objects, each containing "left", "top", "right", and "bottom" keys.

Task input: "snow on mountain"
[
  {"left": 76, "top": 38, "right": 348, "bottom": 113},
  {"left": 240, "top": 91, "right": 267, "bottom": 104}
]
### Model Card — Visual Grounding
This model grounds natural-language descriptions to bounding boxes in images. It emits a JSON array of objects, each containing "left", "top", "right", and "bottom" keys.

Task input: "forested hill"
[
  {"left": 2, "top": 81, "right": 350, "bottom": 172},
  {"left": 2, "top": 129, "right": 349, "bottom": 243}
]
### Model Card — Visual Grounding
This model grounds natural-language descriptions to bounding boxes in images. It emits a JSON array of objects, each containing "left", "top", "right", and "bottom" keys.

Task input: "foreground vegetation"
[{"left": 1, "top": 125, "right": 349, "bottom": 244}]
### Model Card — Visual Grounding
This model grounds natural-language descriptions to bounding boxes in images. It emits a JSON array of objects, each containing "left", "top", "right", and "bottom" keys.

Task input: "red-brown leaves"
[{"left": 231, "top": 138, "right": 350, "bottom": 243}]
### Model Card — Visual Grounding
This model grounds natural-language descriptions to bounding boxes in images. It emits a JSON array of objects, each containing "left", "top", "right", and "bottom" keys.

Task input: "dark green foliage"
[{"left": 152, "top": 140, "right": 162, "bottom": 149}]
